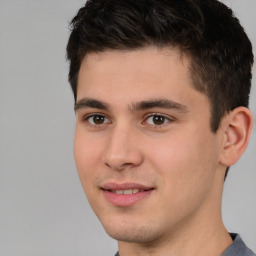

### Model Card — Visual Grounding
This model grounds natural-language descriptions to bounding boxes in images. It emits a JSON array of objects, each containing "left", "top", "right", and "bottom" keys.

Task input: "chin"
[{"left": 102, "top": 221, "right": 162, "bottom": 243}]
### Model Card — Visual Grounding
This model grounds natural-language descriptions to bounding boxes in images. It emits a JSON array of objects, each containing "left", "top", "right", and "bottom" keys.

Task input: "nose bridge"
[{"left": 102, "top": 121, "right": 143, "bottom": 170}]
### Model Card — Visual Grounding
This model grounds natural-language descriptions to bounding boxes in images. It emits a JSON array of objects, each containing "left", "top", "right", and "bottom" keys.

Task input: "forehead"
[
  {"left": 76, "top": 46, "right": 210, "bottom": 115},
  {"left": 78, "top": 47, "right": 191, "bottom": 92}
]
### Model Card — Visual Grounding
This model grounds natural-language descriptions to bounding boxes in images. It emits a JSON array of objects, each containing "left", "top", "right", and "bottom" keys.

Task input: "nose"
[{"left": 102, "top": 125, "right": 144, "bottom": 171}]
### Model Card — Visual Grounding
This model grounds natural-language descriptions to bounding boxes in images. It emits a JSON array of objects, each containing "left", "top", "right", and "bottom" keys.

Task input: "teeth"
[
  {"left": 124, "top": 189, "right": 133, "bottom": 195},
  {"left": 116, "top": 190, "right": 124, "bottom": 194},
  {"left": 112, "top": 189, "right": 141, "bottom": 194}
]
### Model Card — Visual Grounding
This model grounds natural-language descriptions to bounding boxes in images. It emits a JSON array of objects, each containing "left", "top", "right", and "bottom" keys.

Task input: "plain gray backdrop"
[{"left": 0, "top": 0, "right": 255, "bottom": 255}]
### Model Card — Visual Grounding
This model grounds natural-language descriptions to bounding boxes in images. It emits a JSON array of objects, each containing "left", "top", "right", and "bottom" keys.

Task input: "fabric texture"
[
  {"left": 114, "top": 233, "right": 255, "bottom": 256},
  {"left": 222, "top": 233, "right": 255, "bottom": 256}
]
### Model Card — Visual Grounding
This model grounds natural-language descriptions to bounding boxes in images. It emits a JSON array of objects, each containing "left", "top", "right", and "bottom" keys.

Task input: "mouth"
[
  {"left": 108, "top": 189, "right": 147, "bottom": 195},
  {"left": 101, "top": 183, "right": 155, "bottom": 207}
]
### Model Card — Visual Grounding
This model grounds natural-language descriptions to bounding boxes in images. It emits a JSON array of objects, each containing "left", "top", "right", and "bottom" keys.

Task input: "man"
[{"left": 66, "top": 0, "right": 255, "bottom": 255}]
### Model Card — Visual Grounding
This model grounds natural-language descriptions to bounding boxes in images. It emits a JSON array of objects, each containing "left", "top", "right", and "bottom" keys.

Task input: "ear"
[{"left": 219, "top": 107, "right": 253, "bottom": 167}]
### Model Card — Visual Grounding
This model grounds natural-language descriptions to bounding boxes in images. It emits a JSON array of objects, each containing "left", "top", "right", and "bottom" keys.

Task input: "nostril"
[
  {"left": 104, "top": 161, "right": 134, "bottom": 170},
  {"left": 105, "top": 162, "right": 111, "bottom": 168}
]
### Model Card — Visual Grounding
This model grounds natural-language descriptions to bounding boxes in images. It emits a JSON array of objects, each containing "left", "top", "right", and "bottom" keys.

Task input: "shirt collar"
[{"left": 222, "top": 233, "right": 255, "bottom": 256}]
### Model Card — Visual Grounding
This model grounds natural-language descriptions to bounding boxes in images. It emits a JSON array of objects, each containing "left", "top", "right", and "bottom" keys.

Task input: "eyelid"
[
  {"left": 143, "top": 113, "right": 175, "bottom": 126},
  {"left": 81, "top": 112, "right": 108, "bottom": 120}
]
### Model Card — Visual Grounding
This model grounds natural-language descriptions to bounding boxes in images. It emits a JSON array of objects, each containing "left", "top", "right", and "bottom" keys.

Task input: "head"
[{"left": 66, "top": 0, "right": 253, "bottom": 246}]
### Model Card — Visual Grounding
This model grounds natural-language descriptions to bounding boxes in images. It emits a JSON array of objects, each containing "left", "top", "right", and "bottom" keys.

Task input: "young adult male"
[{"left": 66, "top": 0, "right": 255, "bottom": 255}]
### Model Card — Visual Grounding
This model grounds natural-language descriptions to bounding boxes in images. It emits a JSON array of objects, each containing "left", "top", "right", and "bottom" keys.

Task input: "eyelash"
[{"left": 82, "top": 113, "right": 174, "bottom": 128}]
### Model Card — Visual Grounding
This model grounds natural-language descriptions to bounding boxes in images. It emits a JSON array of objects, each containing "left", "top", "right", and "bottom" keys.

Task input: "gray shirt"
[
  {"left": 222, "top": 233, "right": 255, "bottom": 256},
  {"left": 114, "top": 233, "right": 255, "bottom": 256}
]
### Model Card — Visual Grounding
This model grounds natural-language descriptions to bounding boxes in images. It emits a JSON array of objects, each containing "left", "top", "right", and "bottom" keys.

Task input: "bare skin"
[{"left": 74, "top": 47, "right": 252, "bottom": 256}]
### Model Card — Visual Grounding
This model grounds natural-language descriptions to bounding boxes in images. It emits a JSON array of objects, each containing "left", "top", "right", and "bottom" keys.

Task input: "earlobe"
[{"left": 219, "top": 107, "right": 253, "bottom": 167}]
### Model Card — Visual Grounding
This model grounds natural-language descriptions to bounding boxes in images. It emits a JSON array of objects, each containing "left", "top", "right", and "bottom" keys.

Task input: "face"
[{"left": 74, "top": 47, "right": 225, "bottom": 243}]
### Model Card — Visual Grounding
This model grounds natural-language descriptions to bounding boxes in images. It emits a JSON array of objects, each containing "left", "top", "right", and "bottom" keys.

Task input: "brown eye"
[
  {"left": 93, "top": 115, "right": 105, "bottom": 124},
  {"left": 87, "top": 114, "right": 110, "bottom": 125},
  {"left": 145, "top": 114, "right": 170, "bottom": 126},
  {"left": 152, "top": 115, "right": 166, "bottom": 125}
]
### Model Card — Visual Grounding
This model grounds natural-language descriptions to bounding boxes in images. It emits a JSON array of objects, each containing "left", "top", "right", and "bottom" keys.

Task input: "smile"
[
  {"left": 101, "top": 183, "right": 154, "bottom": 207},
  {"left": 110, "top": 189, "right": 144, "bottom": 194}
]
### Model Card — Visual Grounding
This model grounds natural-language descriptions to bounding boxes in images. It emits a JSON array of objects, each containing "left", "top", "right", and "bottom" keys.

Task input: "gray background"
[{"left": 0, "top": 0, "right": 255, "bottom": 255}]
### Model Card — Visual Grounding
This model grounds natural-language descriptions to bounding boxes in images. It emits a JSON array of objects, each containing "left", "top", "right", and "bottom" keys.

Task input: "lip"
[
  {"left": 102, "top": 182, "right": 154, "bottom": 191},
  {"left": 101, "top": 182, "right": 155, "bottom": 207}
]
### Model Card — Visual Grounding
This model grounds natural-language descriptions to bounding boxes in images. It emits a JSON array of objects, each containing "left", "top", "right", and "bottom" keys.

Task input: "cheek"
[
  {"left": 73, "top": 128, "right": 103, "bottom": 189},
  {"left": 145, "top": 132, "right": 220, "bottom": 223},
  {"left": 148, "top": 129, "right": 219, "bottom": 193}
]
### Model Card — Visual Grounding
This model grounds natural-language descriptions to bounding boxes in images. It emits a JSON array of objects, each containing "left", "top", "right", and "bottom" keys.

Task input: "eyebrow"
[
  {"left": 74, "top": 98, "right": 110, "bottom": 112},
  {"left": 130, "top": 99, "right": 188, "bottom": 112},
  {"left": 74, "top": 97, "right": 188, "bottom": 113}
]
